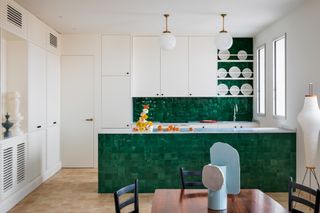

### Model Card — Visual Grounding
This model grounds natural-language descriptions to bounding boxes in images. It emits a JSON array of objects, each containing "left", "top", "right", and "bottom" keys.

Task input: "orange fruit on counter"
[
  {"left": 189, "top": 127, "right": 193, "bottom": 131},
  {"left": 166, "top": 127, "right": 171, "bottom": 131},
  {"left": 157, "top": 125, "right": 163, "bottom": 131},
  {"left": 175, "top": 127, "right": 180, "bottom": 131}
]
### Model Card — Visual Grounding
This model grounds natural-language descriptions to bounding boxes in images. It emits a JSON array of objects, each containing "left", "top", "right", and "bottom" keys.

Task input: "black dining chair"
[
  {"left": 288, "top": 177, "right": 320, "bottom": 213},
  {"left": 179, "top": 167, "right": 204, "bottom": 189},
  {"left": 114, "top": 179, "right": 139, "bottom": 213}
]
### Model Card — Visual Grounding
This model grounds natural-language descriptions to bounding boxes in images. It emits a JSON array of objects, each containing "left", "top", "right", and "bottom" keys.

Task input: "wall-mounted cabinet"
[
  {"left": 102, "top": 35, "right": 131, "bottom": 76},
  {"left": 46, "top": 125, "right": 60, "bottom": 173},
  {"left": 132, "top": 36, "right": 217, "bottom": 97},
  {"left": 27, "top": 13, "right": 46, "bottom": 48}
]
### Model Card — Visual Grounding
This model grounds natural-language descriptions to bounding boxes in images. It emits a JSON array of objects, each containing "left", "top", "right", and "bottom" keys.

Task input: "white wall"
[
  {"left": 61, "top": 34, "right": 101, "bottom": 168},
  {"left": 253, "top": 0, "right": 320, "bottom": 184}
]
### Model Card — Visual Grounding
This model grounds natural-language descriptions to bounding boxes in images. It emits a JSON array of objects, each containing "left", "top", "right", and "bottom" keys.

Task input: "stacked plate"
[
  {"left": 229, "top": 66, "right": 241, "bottom": 78},
  {"left": 241, "top": 84, "right": 253, "bottom": 95},
  {"left": 217, "top": 68, "right": 228, "bottom": 78},
  {"left": 230, "top": 85, "right": 240, "bottom": 96},
  {"left": 218, "top": 50, "right": 230, "bottom": 60},
  {"left": 242, "top": 68, "right": 253, "bottom": 78},
  {"left": 217, "top": 84, "right": 228, "bottom": 96},
  {"left": 237, "top": 50, "right": 247, "bottom": 60}
]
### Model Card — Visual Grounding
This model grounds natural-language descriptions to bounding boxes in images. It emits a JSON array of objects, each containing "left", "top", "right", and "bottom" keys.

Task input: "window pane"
[
  {"left": 257, "top": 46, "right": 265, "bottom": 115},
  {"left": 273, "top": 36, "right": 286, "bottom": 117}
]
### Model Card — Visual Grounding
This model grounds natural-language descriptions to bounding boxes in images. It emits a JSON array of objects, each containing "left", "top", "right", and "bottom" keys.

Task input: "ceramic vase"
[{"left": 297, "top": 95, "right": 320, "bottom": 167}]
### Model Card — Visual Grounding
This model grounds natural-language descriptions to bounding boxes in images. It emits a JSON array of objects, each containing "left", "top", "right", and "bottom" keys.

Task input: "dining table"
[{"left": 151, "top": 189, "right": 289, "bottom": 213}]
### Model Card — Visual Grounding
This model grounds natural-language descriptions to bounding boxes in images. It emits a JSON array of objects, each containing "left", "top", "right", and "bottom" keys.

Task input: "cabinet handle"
[
  {"left": 161, "top": 94, "right": 164, "bottom": 96},
  {"left": 37, "top": 125, "right": 42, "bottom": 129},
  {"left": 126, "top": 72, "right": 130, "bottom": 75},
  {"left": 189, "top": 93, "right": 192, "bottom": 96},
  {"left": 85, "top": 118, "right": 94, "bottom": 121},
  {"left": 234, "top": 126, "right": 237, "bottom": 128},
  {"left": 126, "top": 124, "right": 130, "bottom": 127},
  {"left": 156, "top": 94, "right": 159, "bottom": 96},
  {"left": 53, "top": 122, "right": 57, "bottom": 124}
]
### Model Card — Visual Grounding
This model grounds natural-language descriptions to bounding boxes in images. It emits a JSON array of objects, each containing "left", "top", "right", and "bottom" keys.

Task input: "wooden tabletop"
[{"left": 151, "top": 189, "right": 288, "bottom": 213}]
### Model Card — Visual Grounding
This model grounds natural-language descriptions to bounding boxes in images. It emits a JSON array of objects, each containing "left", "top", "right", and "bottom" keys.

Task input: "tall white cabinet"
[{"left": 101, "top": 35, "right": 132, "bottom": 129}]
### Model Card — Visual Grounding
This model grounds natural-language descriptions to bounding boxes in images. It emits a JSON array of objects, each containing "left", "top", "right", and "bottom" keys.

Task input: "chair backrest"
[
  {"left": 180, "top": 168, "right": 204, "bottom": 189},
  {"left": 288, "top": 177, "right": 320, "bottom": 213},
  {"left": 114, "top": 179, "right": 139, "bottom": 213}
]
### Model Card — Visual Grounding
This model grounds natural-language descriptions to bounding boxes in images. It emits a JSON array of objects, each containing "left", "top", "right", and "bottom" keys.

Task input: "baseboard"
[
  {"left": 0, "top": 162, "right": 62, "bottom": 213},
  {"left": 43, "top": 161, "right": 62, "bottom": 181},
  {"left": 0, "top": 176, "right": 42, "bottom": 213}
]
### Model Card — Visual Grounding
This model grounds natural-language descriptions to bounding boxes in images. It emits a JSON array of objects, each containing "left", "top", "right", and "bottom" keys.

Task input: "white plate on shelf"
[
  {"left": 237, "top": 50, "right": 248, "bottom": 60},
  {"left": 242, "top": 68, "right": 253, "bottom": 78},
  {"left": 229, "top": 66, "right": 241, "bottom": 78},
  {"left": 230, "top": 85, "right": 240, "bottom": 96},
  {"left": 218, "top": 50, "right": 230, "bottom": 60},
  {"left": 241, "top": 84, "right": 253, "bottom": 95},
  {"left": 217, "top": 68, "right": 227, "bottom": 78},
  {"left": 217, "top": 84, "right": 228, "bottom": 96}
]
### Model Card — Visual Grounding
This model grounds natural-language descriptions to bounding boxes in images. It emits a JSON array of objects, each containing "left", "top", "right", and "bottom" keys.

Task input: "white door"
[
  {"left": 47, "top": 125, "right": 60, "bottom": 171},
  {"left": 101, "top": 76, "right": 132, "bottom": 128},
  {"left": 61, "top": 55, "right": 94, "bottom": 167},
  {"left": 189, "top": 36, "right": 217, "bottom": 97},
  {"left": 161, "top": 36, "right": 189, "bottom": 97},
  {"left": 132, "top": 36, "right": 161, "bottom": 97}
]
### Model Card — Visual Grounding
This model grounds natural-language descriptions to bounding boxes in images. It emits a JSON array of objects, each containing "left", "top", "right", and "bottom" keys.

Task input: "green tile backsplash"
[
  {"left": 98, "top": 132, "right": 296, "bottom": 193},
  {"left": 133, "top": 97, "right": 253, "bottom": 122}
]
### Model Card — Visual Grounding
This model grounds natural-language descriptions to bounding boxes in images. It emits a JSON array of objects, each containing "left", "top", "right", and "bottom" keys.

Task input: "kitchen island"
[{"left": 98, "top": 127, "right": 296, "bottom": 193}]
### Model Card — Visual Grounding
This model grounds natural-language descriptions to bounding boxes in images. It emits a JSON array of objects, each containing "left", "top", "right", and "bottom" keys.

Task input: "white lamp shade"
[
  {"left": 160, "top": 32, "right": 176, "bottom": 50},
  {"left": 297, "top": 96, "right": 320, "bottom": 167},
  {"left": 216, "top": 32, "right": 233, "bottom": 51}
]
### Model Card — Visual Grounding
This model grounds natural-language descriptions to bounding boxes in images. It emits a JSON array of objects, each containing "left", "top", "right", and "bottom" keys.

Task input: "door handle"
[{"left": 85, "top": 118, "right": 94, "bottom": 121}]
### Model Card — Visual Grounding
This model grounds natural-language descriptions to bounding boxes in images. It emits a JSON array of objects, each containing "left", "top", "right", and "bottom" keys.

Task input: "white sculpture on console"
[{"left": 7, "top": 92, "right": 23, "bottom": 136}]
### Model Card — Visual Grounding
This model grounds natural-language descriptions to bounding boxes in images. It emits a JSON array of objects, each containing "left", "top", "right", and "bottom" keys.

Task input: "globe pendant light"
[
  {"left": 216, "top": 14, "right": 233, "bottom": 51},
  {"left": 160, "top": 14, "right": 176, "bottom": 50}
]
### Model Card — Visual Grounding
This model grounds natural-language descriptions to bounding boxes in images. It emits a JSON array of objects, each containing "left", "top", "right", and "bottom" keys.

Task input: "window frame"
[
  {"left": 272, "top": 34, "right": 287, "bottom": 119},
  {"left": 256, "top": 44, "right": 266, "bottom": 117}
]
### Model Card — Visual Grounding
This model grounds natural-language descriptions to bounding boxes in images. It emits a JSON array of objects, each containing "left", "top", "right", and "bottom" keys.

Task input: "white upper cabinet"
[
  {"left": 46, "top": 125, "right": 60, "bottom": 173},
  {"left": 102, "top": 35, "right": 131, "bottom": 76},
  {"left": 27, "top": 13, "right": 46, "bottom": 48},
  {"left": 133, "top": 36, "right": 161, "bottom": 97},
  {"left": 101, "top": 76, "right": 131, "bottom": 128},
  {"left": 2, "top": 0, "right": 28, "bottom": 39},
  {"left": 46, "top": 52, "right": 60, "bottom": 127},
  {"left": 161, "top": 36, "right": 189, "bottom": 97},
  {"left": 189, "top": 36, "right": 217, "bottom": 96},
  {"left": 28, "top": 42, "right": 47, "bottom": 132}
]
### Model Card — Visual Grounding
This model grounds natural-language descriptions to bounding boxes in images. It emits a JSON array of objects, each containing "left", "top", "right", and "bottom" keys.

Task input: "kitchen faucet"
[{"left": 233, "top": 104, "right": 238, "bottom": 122}]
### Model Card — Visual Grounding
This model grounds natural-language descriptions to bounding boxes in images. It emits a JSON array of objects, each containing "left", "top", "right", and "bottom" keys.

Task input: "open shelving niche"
[{"left": 217, "top": 39, "right": 254, "bottom": 98}]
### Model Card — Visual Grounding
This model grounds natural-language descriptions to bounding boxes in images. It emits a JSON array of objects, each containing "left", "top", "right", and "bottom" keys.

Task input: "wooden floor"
[{"left": 9, "top": 169, "right": 311, "bottom": 213}]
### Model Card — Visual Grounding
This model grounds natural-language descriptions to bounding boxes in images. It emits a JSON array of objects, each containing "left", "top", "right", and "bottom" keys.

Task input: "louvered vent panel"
[
  {"left": 3, "top": 147, "right": 13, "bottom": 192},
  {"left": 17, "top": 143, "right": 25, "bottom": 184},
  {"left": 50, "top": 33, "right": 58, "bottom": 48},
  {"left": 7, "top": 4, "right": 22, "bottom": 28}
]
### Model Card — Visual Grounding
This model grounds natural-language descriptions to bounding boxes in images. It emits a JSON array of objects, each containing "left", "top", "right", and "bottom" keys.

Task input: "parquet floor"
[{"left": 9, "top": 169, "right": 311, "bottom": 213}]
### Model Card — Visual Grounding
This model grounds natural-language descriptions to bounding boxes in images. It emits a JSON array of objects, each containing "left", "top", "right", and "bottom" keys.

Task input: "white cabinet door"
[
  {"left": 133, "top": 36, "right": 161, "bottom": 97},
  {"left": 101, "top": 76, "right": 131, "bottom": 128},
  {"left": 189, "top": 37, "right": 217, "bottom": 97},
  {"left": 47, "top": 52, "right": 60, "bottom": 127},
  {"left": 102, "top": 35, "right": 131, "bottom": 76},
  {"left": 28, "top": 13, "right": 46, "bottom": 48},
  {"left": 46, "top": 126, "right": 60, "bottom": 172},
  {"left": 27, "top": 130, "right": 46, "bottom": 182},
  {"left": 161, "top": 36, "right": 189, "bottom": 97},
  {"left": 28, "top": 43, "right": 47, "bottom": 132}
]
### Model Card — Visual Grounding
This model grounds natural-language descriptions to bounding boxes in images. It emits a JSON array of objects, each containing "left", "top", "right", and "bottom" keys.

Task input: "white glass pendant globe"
[
  {"left": 160, "top": 32, "right": 176, "bottom": 50},
  {"left": 216, "top": 31, "right": 233, "bottom": 51}
]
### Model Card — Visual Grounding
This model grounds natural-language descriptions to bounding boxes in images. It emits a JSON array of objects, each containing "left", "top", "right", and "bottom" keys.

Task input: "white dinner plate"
[
  {"left": 241, "top": 84, "right": 253, "bottom": 95},
  {"left": 237, "top": 50, "right": 248, "bottom": 60},
  {"left": 242, "top": 68, "right": 253, "bottom": 78},
  {"left": 217, "top": 68, "right": 227, "bottom": 78},
  {"left": 230, "top": 85, "right": 240, "bottom": 96},
  {"left": 218, "top": 50, "right": 230, "bottom": 60},
  {"left": 229, "top": 66, "right": 241, "bottom": 78},
  {"left": 217, "top": 84, "right": 228, "bottom": 96}
]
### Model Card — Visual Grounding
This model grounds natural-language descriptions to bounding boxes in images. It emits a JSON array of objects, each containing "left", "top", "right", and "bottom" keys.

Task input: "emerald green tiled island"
[{"left": 98, "top": 128, "right": 296, "bottom": 193}]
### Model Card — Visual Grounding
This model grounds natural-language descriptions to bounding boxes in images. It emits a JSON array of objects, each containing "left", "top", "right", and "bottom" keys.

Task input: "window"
[
  {"left": 257, "top": 45, "right": 266, "bottom": 115},
  {"left": 273, "top": 34, "right": 286, "bottom": 118}
]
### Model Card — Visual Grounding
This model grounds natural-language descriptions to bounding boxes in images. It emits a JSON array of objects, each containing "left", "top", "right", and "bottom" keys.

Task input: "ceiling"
[{"left": 15, "top": 0, "right": 306, "bottom": 36}]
